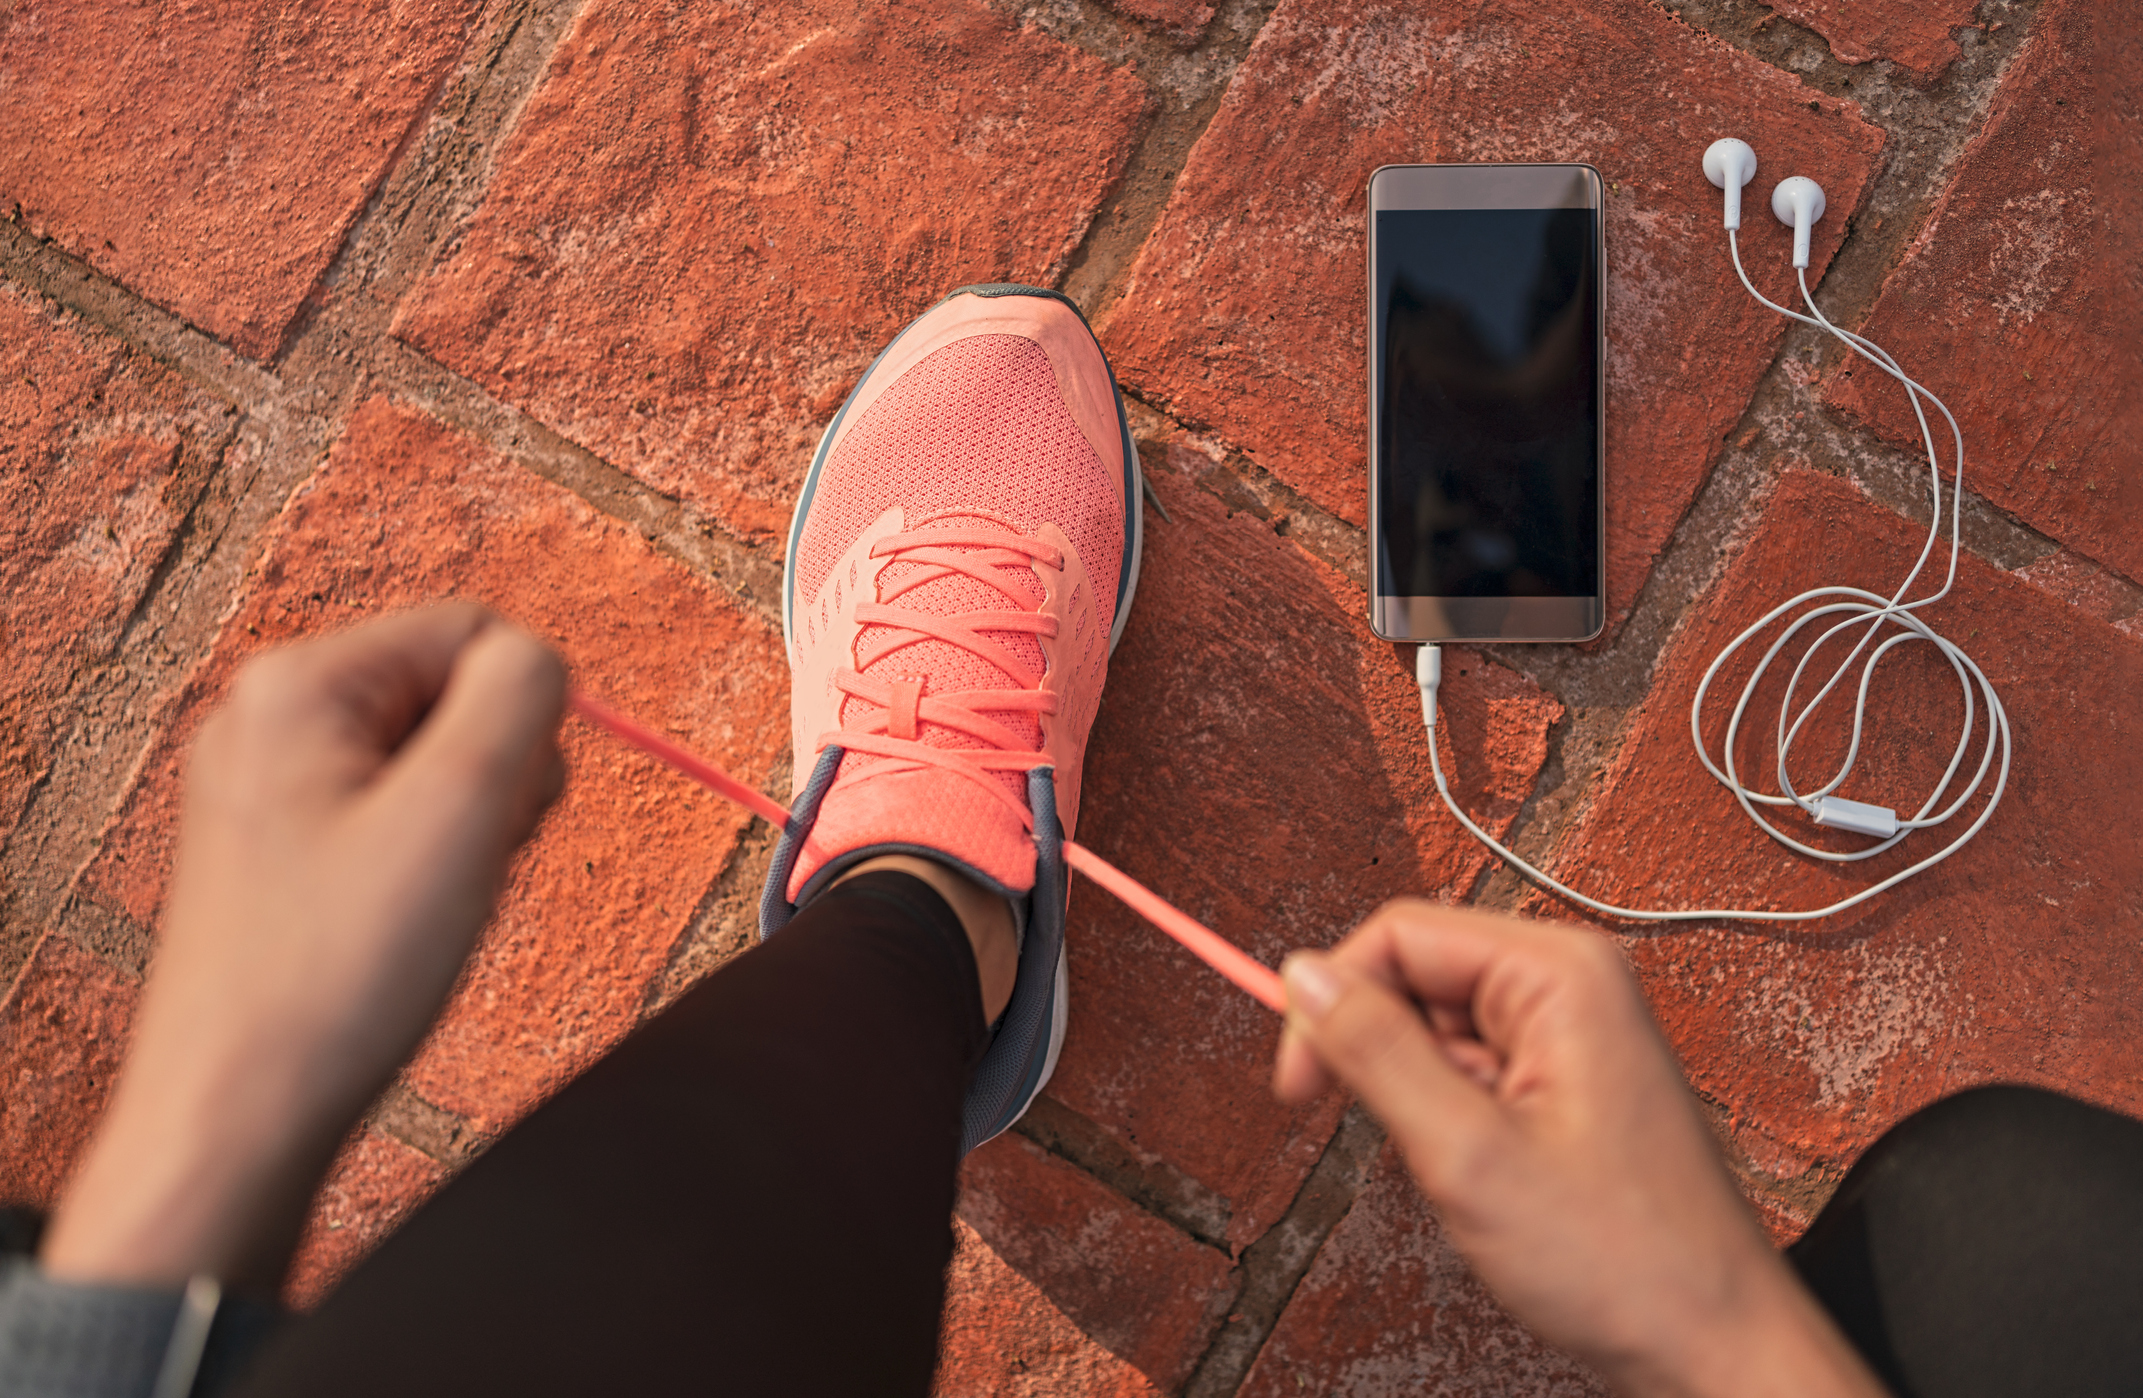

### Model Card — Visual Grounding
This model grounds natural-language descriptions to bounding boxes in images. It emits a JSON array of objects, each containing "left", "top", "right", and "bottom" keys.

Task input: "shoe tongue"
[{"left": 849, "top": 515, "right": 1045, "bottom": 779}]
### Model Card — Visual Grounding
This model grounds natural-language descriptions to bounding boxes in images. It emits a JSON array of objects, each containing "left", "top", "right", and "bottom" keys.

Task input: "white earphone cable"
[{"left": 1420, "top": 230, "right": 2011, "bottom": 923}]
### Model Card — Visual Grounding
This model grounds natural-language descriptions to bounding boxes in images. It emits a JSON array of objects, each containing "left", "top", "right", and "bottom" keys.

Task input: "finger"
[
  {"left": 1272, "top": 1021, "right": 1334, "bottom": 1104},
  {"left": 1329, "top": 902, "right": 1619, "bottom": 1059},
  {"left": 1275, "top": 900, "right": 1506, "bottom": 1106},
  {"left": 303, "top": 602, "right": 500, "bottom": 752},
  {"left": 1322, "top": 900, "right": 1527, "bottom": 1002},
  {"left": 379, "top": 623, "right": 568, "bottom": 859},
  {"left": 1281, "top": 951, "right": 1505, "bottom": 1191},
  {"left": 227, "top": 603, "right": 498, "bottom": 765},
  {"left": 1440, "top": 1037, "right": 1503, "bottom": 1089}
]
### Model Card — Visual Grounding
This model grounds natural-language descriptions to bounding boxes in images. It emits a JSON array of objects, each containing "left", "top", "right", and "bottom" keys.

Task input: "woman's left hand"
[{"left": 41, "top": 604, "right": 565, "bottom": 1290}]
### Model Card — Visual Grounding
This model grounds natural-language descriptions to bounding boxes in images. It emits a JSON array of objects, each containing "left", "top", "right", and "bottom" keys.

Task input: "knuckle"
[
  {"left": 1328, "top": 989, "right": 1423, "bottom": 1079},
  {"left": 229, "top": 647, "right": 313, "bottom": 717}
]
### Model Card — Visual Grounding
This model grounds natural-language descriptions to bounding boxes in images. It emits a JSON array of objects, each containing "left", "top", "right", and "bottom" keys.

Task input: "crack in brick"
[
  {"left": 380, "top": 342, "right": 785, "bottom": 628},
  {"left": 1181, "top": 1104, "right": 1385, "bottom": 1398},
  {"left": 985, "top": 0, "right": 1287, "bottom": 319},
  {"left": 366, "top": 1081, "right": 490, "bottom": 1171},
  {"left": 1013, "top": 1094, "right": 1237, "bottom": 1252}
]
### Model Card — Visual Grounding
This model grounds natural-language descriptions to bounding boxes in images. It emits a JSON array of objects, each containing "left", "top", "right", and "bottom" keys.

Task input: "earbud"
[
  {"left": 1702, "top": 138, "right": 1758, "bottom": 230},
  {"left": 1770, "top": 175, "right": 1827, "bottom": 269}
]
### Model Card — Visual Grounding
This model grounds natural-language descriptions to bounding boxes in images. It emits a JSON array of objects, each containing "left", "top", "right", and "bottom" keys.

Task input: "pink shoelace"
[
  {"left": 570, "top": 691, "right": 1286, "bottom": 1012},
  {"left": 823, "top": 523, "right": 1064, "bottom": 831}
]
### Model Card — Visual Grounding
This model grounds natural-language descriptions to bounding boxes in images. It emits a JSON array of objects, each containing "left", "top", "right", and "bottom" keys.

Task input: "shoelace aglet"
[{"left": 567, "top": 691, "right": 1288, "bottom": 1015}]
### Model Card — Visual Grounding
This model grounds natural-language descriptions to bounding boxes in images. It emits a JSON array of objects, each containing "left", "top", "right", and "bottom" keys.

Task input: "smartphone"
[{"left": 1368, "top": 163, "right": 1605, "bottom": 643}]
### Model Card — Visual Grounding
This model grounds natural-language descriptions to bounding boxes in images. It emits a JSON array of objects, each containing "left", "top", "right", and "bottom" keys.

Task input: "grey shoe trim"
[
  {"left": 963, "top": 765, "right": 1067, "bottom": 1152},
  {"left": 759, "top": 746, "right": 845, "bottom": 938},
  {"left": 757, "top": 762, "right": 1068, "bottom": 1157},
  {"left": 780, "top": 282, "right": 1144, "bottom": 659}
]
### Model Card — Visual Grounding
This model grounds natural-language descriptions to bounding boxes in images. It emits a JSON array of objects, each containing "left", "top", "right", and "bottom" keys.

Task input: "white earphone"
[{"left": 1418, "top": 137, "right": 2011, "bottom": 924}]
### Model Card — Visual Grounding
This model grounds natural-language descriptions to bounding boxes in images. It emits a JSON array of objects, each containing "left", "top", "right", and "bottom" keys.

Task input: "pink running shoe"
[{"left": 761, "top": 283, "right": 1142, "bottom": 1154}]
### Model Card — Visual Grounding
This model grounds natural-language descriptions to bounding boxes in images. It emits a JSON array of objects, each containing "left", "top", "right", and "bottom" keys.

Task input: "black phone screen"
[{"left": 1374, "top": 207, "right": 1600, "bottom": 602}]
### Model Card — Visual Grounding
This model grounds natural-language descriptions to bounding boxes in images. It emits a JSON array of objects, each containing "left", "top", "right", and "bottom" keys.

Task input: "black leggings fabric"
[
  {"left": 229, "top": 868, "right": 2143, "bottom": 1398},
  {"left": 1789, "top": 1083, "right": 2143, "bottom": 1398},
  {"left": 233, "top": 870, "right": 986, "bottom": 1398}
]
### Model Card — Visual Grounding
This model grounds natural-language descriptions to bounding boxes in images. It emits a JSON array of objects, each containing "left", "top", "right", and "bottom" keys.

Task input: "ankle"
[{"left": 832, "top": 855, "right": 1018, "bottom": 1021}]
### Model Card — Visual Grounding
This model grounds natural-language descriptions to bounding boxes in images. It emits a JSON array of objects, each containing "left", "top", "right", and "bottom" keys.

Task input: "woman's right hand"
[{"left": 1273, "top": 902, "right": 1886, "bottom": 1398}]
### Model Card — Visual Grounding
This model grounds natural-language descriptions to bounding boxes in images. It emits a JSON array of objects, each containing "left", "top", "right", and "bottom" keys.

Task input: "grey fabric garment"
[
  {"left": 0, "top": 1257, "right": 182, "bottom": 1398},
  {"left": 0, "top": 1256, "right": 283, "bottom": 1398}
]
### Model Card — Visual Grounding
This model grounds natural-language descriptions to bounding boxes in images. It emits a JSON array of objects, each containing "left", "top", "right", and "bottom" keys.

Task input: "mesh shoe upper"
[{"left": 784, "top": 315, "right": 1125, "bottom": 903}]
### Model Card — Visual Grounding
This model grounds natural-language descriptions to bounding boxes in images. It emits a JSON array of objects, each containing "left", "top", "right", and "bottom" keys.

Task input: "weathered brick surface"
[
  {"left": 0, "top": 935, "right": 138, "bottom": 1208},
  {"left": 2013, "top": 549, "right": 2143, "bottom": 633},
  {"left": 396, "top": 0, "right": 1151, "bottom": 548},
  {"left": 1238, "top": 1146, "right": 1607, "bottom": 1397},
  {"left": 1098, "top": 0, "right": 1217, "bottom": 46},
  {"left": 82, "top": 397, "right": 789, "bottom": 1132},
  {"left": 1052, "top": 464, "right": 1561, "bottom": 1250},
  {"left": 957, "top": 1132, "right": 1233, "bottom": 1391},
  {"left": 0, "top": 0, "right": 484, "bottom": 359},
  {"left": 1764, "top": 0, "right": 1980, "bottom": 81},
  {"left": 284, "top": 1128, "right": 448, "bottom": 1310},
  {"left": 1524, "top": 471, "right": 2143, "bottom": 1173},
  {"left": 1102, "top": 0, "right": 1881, "bottom": 631},
  {"left": 935, "top": 1217, "right": 1162, "bottom": 1398},
  {"left": 0, "top": 282, "right": 229, "bottom": 860},
  {"left": 1825, "top": 0, "right": 2143, "bottom": 588}
]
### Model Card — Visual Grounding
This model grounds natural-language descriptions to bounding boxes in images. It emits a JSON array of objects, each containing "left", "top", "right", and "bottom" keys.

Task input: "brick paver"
[
  {"left": 1237, "top": 1147, "right": 1606, "bottom": 1396},
  {"left": 0, "top": 281, "right": 230, "bottom": 852},
  {"left": 284, "top": 1129, "right": 448, "bottom": 1309},
  {"left": 1765, "top": 0, "right": 1981, "bottom": 81},
  {"left": 0, "top": 935, "right": 137, "bottom": 1209},
  {"left": 0, "top": 0, "right": 484, "bottom": 359},
  {"left": 1824, "top": 0, "right": 2142, "bottom": 588},
  {"left": 1523, "top": 470, "right": 2143, "bottom": 1218},
  {"left": 961, "top": 1133, "right": 1234, "bottom": 1390},
  {"left": 938, "top": 1217, "right": 1163, "bottom": 1397},
  {"left": 79, "top": 397, "right": 789, "bottom": 1132},
  {"left": 2, "top": 1, "right": 2136, "bottom": 1393},
  {"left": 396, "top": 0, "right": 1151, "bottom": 547},
  {"left": 1103, "top": 0, "right": 1881, "bottom": 633},
  {"left": 1098, "top": 0, "right": 1217, "bottom": 47}
]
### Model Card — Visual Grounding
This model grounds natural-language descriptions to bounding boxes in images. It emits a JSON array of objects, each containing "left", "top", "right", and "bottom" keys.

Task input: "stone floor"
[{"left": 2, "top": 0, "right": 2137, "bottom": 1391}]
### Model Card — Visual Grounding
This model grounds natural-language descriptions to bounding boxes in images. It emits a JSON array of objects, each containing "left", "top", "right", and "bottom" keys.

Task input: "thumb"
[
  {"left": 377, "top": 622, "right": 568, "bottom": 855},
  {"left": 1282, "top": 952, "right": 1505, "bottom": 1193}
]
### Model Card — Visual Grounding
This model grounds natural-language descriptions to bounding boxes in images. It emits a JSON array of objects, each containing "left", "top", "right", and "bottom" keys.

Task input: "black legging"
[
  {"left": 1790, "top": 1083, "right": 2143, "bottom": 1397},
  {"left": 234, "top": 869, "right": 987, "bottom": 1396},
  {"left": 232, "top": 871, "right": 2143, "bottom": 1397}
]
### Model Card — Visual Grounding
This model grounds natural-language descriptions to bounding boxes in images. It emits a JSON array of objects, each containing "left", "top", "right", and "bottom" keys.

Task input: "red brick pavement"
[
  {"left": 1825, "top": 0, "right": 2143, "bottom": 589},
  {"left": 1238, "top": 1147, "right": 1607, "bottom": 1396},
  {"left": 0, "top": 0, "right": 2130, "bottom": 1392},
  {"left": 1765, "top": 0, "right": 1982, "bottom": 82},
  {"left": 0, "top": 282, "right": 231, "bottom": 856},
  {"left": 0, "top": 936, "right": 137, "bottom": 1210},
  {"left": 80, "top": 397, "right": 790, "bottom": 1136},
  {"left": 1101, "top": 0, "right": 1883, "bottom": 635},
  {"left": 0, "top": 0, "right": 485, "bottom": 358},
  {"left": 397, "top": 0, "right": 1151, "bottom": 547}
]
